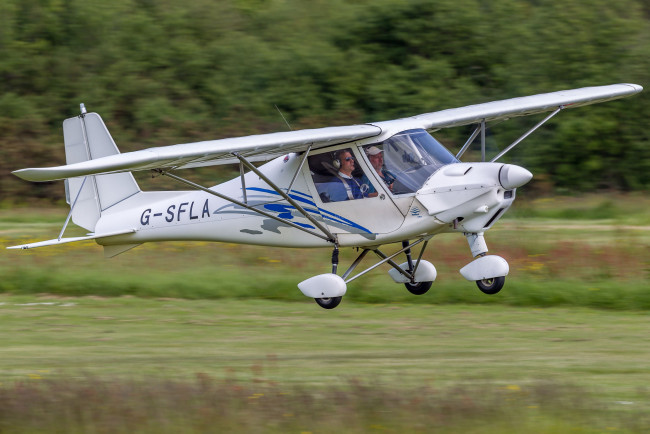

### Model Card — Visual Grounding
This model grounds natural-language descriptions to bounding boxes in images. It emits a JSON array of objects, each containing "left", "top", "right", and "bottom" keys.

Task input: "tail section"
[{"left": 63, "top": 112, "right": 140, "bottom": 231}]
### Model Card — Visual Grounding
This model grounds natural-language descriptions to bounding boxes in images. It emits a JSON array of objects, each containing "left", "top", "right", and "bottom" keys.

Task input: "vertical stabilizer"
[{"left": 63, "top": 113, "right": 140, "bottom": 231}]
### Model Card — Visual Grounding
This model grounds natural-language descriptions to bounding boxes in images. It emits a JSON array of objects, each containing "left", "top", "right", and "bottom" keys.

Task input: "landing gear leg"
[
  {"left": 314, "top": 245, "right": 343, "bottom": 309},
  {"left": 402, "top": 240, "right": 414, "bottom": 275},
  {"left": 465, "top": 232, "right": 488, "bottom": 258},
  {"left": 331, "top": 244, "right": 339, "bottom": 274}
]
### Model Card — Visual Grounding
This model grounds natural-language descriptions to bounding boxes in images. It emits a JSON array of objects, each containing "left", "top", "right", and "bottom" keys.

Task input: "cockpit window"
[
  {"left": 365, "top": 129, "right": 459, "bottom": 195},
  {"left": 307, "top": 148, "right": 373, "bottom": 203},
  {"left": 307, "top": 130, "right": 457, "bottom": 203}
]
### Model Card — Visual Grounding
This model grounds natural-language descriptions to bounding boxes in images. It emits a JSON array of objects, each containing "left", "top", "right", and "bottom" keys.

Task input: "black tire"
[
  {"left": 405, "top": 281, "right": 433, "bottom": 295},
  {"left": 315, "top": 296, "right": 342, "bottom": 309},
  {"left": 476, "top": 276, "right": 505, "bottom": 295}
]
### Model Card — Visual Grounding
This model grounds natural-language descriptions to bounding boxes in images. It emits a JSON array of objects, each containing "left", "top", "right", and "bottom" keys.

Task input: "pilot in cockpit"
[{"left": 325, "top": 149, "right": 367, "bottom": 201}]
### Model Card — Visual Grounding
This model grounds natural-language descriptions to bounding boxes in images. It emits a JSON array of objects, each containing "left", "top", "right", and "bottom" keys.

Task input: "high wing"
[
  {"left": 13, "top": 83, "right": 642, "bottom": 182},
  {"left": 407, "top": 83, "right": 643, "bottom": 131},
  {"left": 13, "top": 124, "right": 382, "bottom": 182}
]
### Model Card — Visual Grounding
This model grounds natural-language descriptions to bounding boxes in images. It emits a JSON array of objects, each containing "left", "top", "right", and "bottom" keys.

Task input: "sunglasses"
[{"left": 343, "top": 157, "right": 354, "bottom": 162}]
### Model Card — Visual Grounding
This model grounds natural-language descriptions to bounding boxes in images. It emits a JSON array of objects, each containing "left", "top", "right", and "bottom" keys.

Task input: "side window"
[{"left": 307, "top": 148, "right": 372, "bottom": 203}]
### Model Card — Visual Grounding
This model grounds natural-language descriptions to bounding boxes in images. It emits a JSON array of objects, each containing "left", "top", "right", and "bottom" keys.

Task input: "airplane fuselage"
[{"left": 94, "top": 129, "right": 529, "bottom": 251}]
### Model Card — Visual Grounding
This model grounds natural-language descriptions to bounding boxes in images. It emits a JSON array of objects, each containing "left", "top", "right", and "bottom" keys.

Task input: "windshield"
[{"left": 364, "top": 129, "right": 458, "bottom": 195}]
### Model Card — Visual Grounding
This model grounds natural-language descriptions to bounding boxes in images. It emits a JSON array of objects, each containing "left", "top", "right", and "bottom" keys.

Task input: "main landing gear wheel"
[
  {"left": 476, "top": 276, "right": 505, "bottom": 295},
  {"left": 315, "top": 296, "right": 342, "bottom": 309},
  {"left": 404, "top": 281, "right": 433, "bottom": 295}
]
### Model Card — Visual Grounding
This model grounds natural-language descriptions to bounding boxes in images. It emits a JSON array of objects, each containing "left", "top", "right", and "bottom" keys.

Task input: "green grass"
[
  {"left": 2, "top": 296, "right": 648, "bottom": 391},
  {"left": 2, "top": 201, "right": 648, "bottom": 309},
  {"left": 507, "top": 192, "right": 650, "bottom": 225},
  {"left": 0, "top": 296, "right": 649, "bottom": 432},
  {"left": 2, "top": 264, "right": 649, "bottom": 310}
]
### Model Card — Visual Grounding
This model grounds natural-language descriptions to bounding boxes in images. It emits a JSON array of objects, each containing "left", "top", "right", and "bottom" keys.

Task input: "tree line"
[{"left": 1, "top": 0, "right": 648, "bottom": 203}]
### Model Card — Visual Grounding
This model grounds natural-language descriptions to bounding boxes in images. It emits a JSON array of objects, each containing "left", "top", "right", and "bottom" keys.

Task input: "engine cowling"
[{"left": 415, "top": 163, "right": 532, "bottom": 232}]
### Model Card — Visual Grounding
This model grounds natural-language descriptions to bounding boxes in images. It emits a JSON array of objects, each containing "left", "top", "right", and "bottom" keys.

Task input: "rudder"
[{"left": 63, "top": 112, "right": 140, "bottom": 232}]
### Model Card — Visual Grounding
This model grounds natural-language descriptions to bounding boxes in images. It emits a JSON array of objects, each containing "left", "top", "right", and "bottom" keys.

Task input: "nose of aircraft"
[{"left": 498, "top": 164, "right": 533, "bottom": 190}]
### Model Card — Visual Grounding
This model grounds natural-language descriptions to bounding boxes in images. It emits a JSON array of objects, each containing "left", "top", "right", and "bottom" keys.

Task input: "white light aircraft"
[{"left": 9, "top": 83, "right": 642, "bottom": 308}]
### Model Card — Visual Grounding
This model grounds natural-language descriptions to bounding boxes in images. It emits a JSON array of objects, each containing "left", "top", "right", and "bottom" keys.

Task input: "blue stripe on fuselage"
[{"left": 246, "top": 187, "right": 372, "bottom": 234}]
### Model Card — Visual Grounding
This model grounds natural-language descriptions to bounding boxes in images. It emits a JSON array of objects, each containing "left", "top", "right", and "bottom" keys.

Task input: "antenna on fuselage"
[{"left": 275, "top": 105, "right": 293, "bottom": 131}]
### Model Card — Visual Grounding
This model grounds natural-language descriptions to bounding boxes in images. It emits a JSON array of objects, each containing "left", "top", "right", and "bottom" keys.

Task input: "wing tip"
[
  {"left": 12, "top": 168, "right": 56, "bottom": 182},
  {"left": 623, "top": 83, "right": 643, "bottom": 93},
  {"left": 12, "top": 169, "right": 34, "bottom": 181}
]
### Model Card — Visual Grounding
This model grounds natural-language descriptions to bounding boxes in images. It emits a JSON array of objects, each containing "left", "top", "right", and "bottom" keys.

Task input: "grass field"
[
  {"left": 0, "top": 194, "right": 649, "bottom": 432},
  {"left": 0, "top": 296, "right": 649, "bottom": 432}
]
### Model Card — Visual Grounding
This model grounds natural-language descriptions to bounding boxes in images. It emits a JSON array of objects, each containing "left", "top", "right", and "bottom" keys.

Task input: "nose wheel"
[
  {"left": 476, "top": 276, "right": 505, "bottom": 294},
  {"left": 462, "top": 233, "right": 509, "bottom": 295}
]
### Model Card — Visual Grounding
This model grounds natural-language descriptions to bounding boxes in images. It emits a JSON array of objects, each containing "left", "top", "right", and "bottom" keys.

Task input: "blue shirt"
[{"left": 324, "top": 175, "right": 365, "bottom": 202}]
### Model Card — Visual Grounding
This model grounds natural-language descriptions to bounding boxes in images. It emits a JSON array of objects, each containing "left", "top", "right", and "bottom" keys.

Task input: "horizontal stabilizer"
[{"left": 7, "top": 229, "right": 136, "bottom": 250}]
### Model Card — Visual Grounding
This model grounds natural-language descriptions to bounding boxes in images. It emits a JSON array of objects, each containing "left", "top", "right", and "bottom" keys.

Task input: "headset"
[{"left": 332, "top": 149, "right": 353, "bottom": 170}]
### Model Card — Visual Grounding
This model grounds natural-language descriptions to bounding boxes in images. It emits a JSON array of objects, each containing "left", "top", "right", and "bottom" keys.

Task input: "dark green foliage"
[{"left": 1, "top": 0, "right": 649, "bottom": 202}]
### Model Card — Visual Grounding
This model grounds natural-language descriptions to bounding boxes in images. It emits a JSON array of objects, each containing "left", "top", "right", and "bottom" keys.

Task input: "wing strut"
[
  {"left": 235, "top": 153, "right": 337, "bottom": 242},
  {"left": 157, "top": 169, "right": 334, "bottom": 242},
  {"left": 287, "top": 145, "right": 312, "bottom": 194},
  {"left": 491, "top": 106, "right": 563, "bottom": 162},
  {"left": 481, "top": 119, "right": 486, "bottom": 162},
  {"left": 239, "top": 161, "right": 248, "bottom": 204},
  {"left": 456, "top": 125, "right": 481, "bottom": 160}
]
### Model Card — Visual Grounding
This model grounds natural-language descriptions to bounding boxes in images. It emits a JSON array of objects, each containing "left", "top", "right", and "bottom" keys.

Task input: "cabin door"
[{"left": 303, "top": 146, "right": 406, "bottom": 237}]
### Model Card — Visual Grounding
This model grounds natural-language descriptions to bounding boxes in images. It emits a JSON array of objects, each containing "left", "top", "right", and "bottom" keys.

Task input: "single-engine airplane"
[{"left": 9, "top": 83, "right": 642, "bottom": 308}]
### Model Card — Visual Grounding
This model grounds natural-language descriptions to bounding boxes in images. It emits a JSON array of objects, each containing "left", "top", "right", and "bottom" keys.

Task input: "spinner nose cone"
[{"left": 499, "top": 164, "right": 533, "bottom": 189}]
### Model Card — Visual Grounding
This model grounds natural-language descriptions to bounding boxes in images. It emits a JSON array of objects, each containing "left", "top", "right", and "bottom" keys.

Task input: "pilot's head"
[{"left": 336, "top": 149, "right": 355, "bottom": 176}]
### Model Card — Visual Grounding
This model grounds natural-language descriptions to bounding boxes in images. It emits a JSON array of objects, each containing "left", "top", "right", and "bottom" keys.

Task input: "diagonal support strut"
[
  {"left": 235, "top": 153, "right": 336, "bottom": 242},
  {"left": 59, "top": 176, "right": 89, "bottom": 241},
  {"left": 491, "top": 106, "right": 563, "bottom": 162},
  {"left": 343, "top": 238, "right": 430, "bottom": 284}
]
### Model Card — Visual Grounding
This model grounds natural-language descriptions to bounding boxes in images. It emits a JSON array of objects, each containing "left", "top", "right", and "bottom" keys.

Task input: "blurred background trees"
[{"left": 1, "top": 0, "right": 648, "bottom": 203}]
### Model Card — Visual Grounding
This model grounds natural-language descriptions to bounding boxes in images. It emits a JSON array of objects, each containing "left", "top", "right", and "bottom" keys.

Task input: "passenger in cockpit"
[{"left": 364, "top": 145, "right": 396, "bottom": 196}]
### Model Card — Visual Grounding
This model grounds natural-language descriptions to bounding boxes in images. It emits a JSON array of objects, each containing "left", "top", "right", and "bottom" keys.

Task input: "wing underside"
[{"left": 13, "top": 83, "right": 642, "bottom": 182}]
